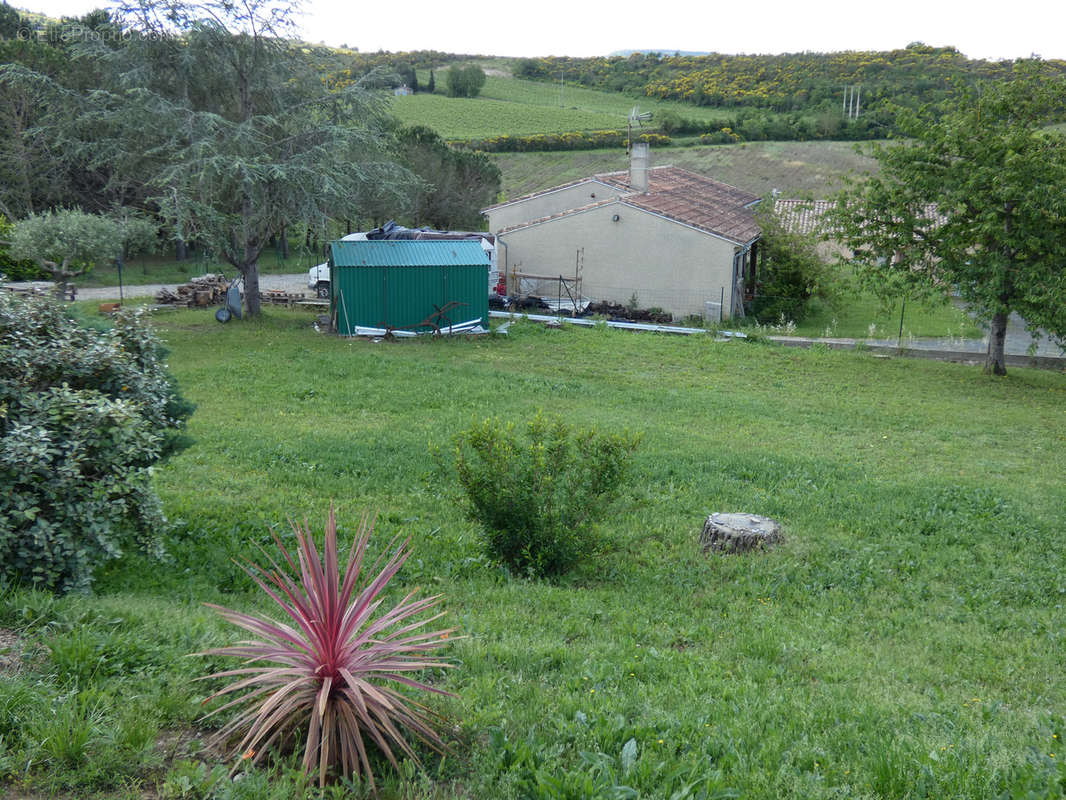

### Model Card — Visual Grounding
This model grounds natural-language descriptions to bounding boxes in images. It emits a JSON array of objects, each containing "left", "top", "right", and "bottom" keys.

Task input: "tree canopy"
[
  {"left": 1, "top": 0, "right": 415, "bottom": 315},
  {"left": 84, "top": 0, "right": 413, "bottom": 315},
  {"left": 9, "top": 207, "right": 157, "bottom": 295},
  {"left": 393, "top": 125, "right": 500, "bottom": 230},
  {"left": 446, "top": 64, "right": 486, "bottom": 98},
  {"left": 827, "top": 62, "right": 1066, "bottom": 374}
]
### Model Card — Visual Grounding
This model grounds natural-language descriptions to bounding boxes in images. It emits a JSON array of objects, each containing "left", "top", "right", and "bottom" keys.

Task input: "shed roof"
[{"left": 330, "top": 239, "right": 490, "bottom": 268}]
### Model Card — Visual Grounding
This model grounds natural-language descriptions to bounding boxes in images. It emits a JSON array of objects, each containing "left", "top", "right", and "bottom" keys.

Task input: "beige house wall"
[
  {"left": 487, "top": 180, "right": 620, "bottom": 233},
  {"left": 499, "top": 201, "right": 740, "bottom": 320}
]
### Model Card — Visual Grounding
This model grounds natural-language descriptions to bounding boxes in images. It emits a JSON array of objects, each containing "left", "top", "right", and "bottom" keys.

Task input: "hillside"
[
  {"left": 490, "top": 140, "right": 878, "bottom": 201},
  {"left": 514, "top": 46, "right": 1066, "bottom": 113},
  {"left": 389, "top": 73, "right": 733, "bottom": 140}
]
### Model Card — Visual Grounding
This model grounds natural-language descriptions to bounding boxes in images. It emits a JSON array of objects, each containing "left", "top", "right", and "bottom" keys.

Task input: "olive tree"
[{"left": 9, "top": 208, "right": 156, "bottom": 296}]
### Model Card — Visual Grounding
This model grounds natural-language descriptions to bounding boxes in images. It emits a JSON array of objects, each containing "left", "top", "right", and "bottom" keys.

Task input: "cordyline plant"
[{"left": 196, "top": 508, "right": 457, "bottom": 791}]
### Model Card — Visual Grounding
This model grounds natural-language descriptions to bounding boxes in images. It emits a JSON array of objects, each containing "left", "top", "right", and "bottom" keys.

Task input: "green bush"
[
  {"left": 747, "top": 208, "right": 840, "bottom": 324},
  {"left": 446, "top": 63, "right": 487, "bottom": 97},
  {"left": 456, "top": 129, "right": 626, "bottom": 153},
  {"left": 0, "top": 293, "right": 194, "bottom": 592},
  {"left": 449, "top": 413, "right": 641, "bottom": 578},
  {"left": 0, "top": 215, "right": 43, "bottom": 281}
]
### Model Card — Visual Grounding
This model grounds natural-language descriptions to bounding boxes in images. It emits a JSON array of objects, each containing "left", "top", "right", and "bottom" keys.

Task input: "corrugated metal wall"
[{"left": 330, "top": 241, "right": 489, "bottom": 335}]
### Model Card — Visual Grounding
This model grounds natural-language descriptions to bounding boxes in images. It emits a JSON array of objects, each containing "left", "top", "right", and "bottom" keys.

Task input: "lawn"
[
  {"left": 2, "top": 309, "right": 1065, "bottom": 799},
  {"left": 788, "top": 294, "right": 984, "bottom": 340}
]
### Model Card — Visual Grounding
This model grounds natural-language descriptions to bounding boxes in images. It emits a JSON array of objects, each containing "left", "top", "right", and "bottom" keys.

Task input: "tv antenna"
[{"left": 627, "top": 106, "right": 652, "bottom": 153}]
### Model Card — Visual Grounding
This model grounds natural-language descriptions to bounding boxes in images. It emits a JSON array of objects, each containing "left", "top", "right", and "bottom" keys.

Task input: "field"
[
  {"left": 2, "top": 308, "right": 1065, "bottom": 799},
  {"left": 490, "top": 140, "right": 879, "bottom": 201},
  {"left": 389, "top": 74, "right": 733, "bottom": 140}
]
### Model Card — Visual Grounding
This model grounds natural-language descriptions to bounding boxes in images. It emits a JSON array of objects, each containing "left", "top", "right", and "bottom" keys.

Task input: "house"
[{"left": 483, "top": 144, "right": 762, "bottom": 320}]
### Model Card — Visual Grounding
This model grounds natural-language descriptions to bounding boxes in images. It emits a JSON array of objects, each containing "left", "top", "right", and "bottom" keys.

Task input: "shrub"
[
  {"left": 747, "top": 207, "right": 840, "bottom": 324},
  {"left": 197, "top": 507, "right": 456, "bottom": 792},
  {"left": 0, "top": 215, "right": 44, "bottom": 281},
  {"left": 456, "top": 129, "right": 626, "bottom": 154},
  {"left": 449, "top": 413, "right": 641, "bottom": 578},
  {"left": 0, "top": 293, "right": 194, "bottom": 592}
]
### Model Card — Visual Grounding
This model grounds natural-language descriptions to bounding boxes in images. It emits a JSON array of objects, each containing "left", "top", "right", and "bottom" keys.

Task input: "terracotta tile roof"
[
  {"left": 774, "top": 199, "right": 837, "bottom": 236},
  {"left": 595, "top": 166, "right": 761, "bottom": 209},
  {"left": 495, "top": 166, "right": 763, "bottom": 244},
  {"left": 774, "top": 198, "right": 947, "bottom": 236}
]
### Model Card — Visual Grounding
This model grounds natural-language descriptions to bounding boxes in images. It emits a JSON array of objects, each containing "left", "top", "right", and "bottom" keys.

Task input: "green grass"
[
  {"left": 390, "top": 74, "right": 733, "bottom": 140},
  {"left": 3, "top": 309, "right": 1066, "bottom": 799},
  {"left": 791, "top": 294, "right": 984, "bottom": 340},
  {"left": 388, "top": 91, "right": 624, "bottom": 140},
  {"left": 491, "top": 139, "right": 879, "bottom": 201}
]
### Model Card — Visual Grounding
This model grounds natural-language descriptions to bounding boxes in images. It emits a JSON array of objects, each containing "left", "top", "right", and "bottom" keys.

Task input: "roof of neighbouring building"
[
  {"left": 773, "top": 199, "right": 837, "bottom": 236},
  {"left": 773, "top": 198, "right": 948, "bottom": 237},
  {"left": 492, "top": 166, "right": 762, "bottom": 245},
  {"left": 330, "top": 239, "right": 490, "bottom": 268}
]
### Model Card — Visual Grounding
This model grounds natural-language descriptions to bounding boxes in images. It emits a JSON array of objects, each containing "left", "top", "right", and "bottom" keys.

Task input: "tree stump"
[{"left": 700, "top": 513, "right": 783, "bottom": 554}]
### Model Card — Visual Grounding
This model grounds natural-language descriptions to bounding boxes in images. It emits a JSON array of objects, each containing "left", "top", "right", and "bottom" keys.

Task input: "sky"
[{"left": 16, "top": 0, "right": 1066, "bottom": 62}]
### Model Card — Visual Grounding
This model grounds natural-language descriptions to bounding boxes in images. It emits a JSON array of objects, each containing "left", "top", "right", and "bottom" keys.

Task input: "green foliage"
[
  {"left": 460, "top": 129, "right": 627, "bottom": 153},
  {"left": 748, "top": 209, "right": 838, "bottom": 324},
  {"left": 9, "top": 208, "right": 125, "bottom": 283},
  {"left": 446, "top": 63, "right": 486, "bottom": 98},
  {"left": 0, "top": 293, "right": 193, "bottom": 592},
  {"left": 0, "top": 2, "right": 22, "bottom": 40},
  {"left": 828, "top": 61, "right": 1066, "bottom": 373},
  {"left": 515, "top": 47, "right": 1057, "bottom": 117},
  {"left": 32, "top": 0, "right": 415, "bottom": 315},
  {"left": 449, "top": 413, "right": 641, "bottom": 577},
  {"left": 392, "top": 124, "right": 501, "bottom": 229},
  {"left": 0, "top": 213, "right": 42, "bottom": 280}
]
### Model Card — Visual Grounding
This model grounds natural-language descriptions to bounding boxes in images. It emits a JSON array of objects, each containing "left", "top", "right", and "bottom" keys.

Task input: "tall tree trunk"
[
  {"left": 279, "top": 223, "right": 289, "bottom": 260},
  {"left": 175, "top": 239, "right": 187, "bottom": 261},
  {"left": 985, "top": 311, "right": 1008, "bottom": 375},
  {"left": 242, "top": 258, "right": 261, "bottom": 317}
]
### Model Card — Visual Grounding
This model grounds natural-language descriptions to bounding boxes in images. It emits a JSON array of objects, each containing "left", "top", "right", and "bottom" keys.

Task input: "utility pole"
[{"left": 843, "top": 85, "right": 862, "bottom": 119}]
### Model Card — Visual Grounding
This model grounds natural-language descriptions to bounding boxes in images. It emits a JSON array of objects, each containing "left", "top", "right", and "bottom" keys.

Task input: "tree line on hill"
[
  {"left": 514, "top": 45, "right": 1066, "bottom": 121},
  {"left": 0, "top": 0, "right": 499, "bottom": 314}
]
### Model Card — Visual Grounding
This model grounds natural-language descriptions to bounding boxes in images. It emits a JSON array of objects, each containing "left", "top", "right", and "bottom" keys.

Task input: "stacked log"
[{"left": 155, "top": 274, "right": 230, "bottom": 307}]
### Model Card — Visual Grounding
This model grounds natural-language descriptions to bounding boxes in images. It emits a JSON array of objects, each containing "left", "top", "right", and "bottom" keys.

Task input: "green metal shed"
[{"left": 329, "top": 240, "right": 490, "bottom": 336}]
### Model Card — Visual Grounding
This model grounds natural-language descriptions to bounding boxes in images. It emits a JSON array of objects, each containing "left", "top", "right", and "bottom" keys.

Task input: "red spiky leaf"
[{"left": 196, "top": 506, "right": 458, "bottom": 792}]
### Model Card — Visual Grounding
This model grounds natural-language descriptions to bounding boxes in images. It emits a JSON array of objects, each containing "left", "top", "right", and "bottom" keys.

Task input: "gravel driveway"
[{"left": 3, "top": 273, "right": 311, "bottom": 301}]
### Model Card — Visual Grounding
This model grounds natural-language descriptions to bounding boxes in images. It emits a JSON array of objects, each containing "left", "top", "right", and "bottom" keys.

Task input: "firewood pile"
[{"left": 155, "top": 274, "right": 230, "bottom": 307}]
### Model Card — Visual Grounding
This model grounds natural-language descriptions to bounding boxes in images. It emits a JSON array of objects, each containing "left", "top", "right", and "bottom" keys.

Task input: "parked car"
[{"left": 308, "top": 262, "right": 331, "bottom": 298}]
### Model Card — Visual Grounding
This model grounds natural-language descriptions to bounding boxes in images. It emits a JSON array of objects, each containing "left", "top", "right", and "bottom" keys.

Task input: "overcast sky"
[{"left": 18, "top": 0, "right": 1066, "bottom": 61}]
